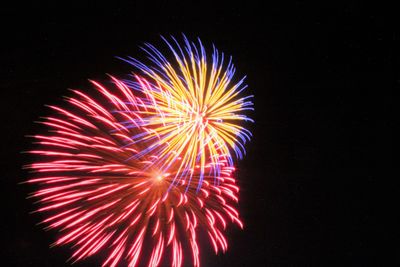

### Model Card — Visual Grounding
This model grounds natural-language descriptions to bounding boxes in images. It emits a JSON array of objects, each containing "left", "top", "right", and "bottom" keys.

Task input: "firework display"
[{"left": 26, "top": 36, "right": 252, "bottom": 267}]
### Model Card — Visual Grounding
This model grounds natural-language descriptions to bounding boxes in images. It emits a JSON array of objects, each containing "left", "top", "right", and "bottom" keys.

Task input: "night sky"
[{"left": 4, "top": 2, "right": 391, "bottom": 266}]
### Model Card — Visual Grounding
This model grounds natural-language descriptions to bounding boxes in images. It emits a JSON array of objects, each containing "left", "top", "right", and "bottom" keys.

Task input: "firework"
[
  {"left": 27, "top": 80, "right": 243, "bottom": 267},
  {"left": 119, "top": 35, "right": 253, "bottom": 189}
]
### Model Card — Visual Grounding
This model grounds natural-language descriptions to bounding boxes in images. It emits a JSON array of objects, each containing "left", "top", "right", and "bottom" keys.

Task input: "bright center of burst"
[
  {"left": 154, "top": 173, "right": 169, "bottom": 183},
  {"left": 194, "top": 112, "right": 206, "bottom": 125}
]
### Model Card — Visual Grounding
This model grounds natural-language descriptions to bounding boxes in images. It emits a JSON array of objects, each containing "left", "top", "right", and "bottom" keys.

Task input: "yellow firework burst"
[{"left": 120, "top": 35, "right": 253, "bottom": 189}]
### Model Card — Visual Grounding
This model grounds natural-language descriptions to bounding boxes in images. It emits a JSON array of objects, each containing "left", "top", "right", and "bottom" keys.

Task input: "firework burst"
[
  {"left": 27, "top": 78, "right": 243, "bottom": 267},
  {"left": 119, "top": 36, "right": 253, "bottom": 189}
]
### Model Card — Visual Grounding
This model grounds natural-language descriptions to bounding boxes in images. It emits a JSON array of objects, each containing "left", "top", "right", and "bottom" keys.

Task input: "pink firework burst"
[{"left": 26, "top": 77, "right": 243, "bottom": 267}]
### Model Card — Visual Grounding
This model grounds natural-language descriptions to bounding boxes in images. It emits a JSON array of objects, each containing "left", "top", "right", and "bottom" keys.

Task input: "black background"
[{"left": 3, "top": 2, "right": 392, "bottom": 266}]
